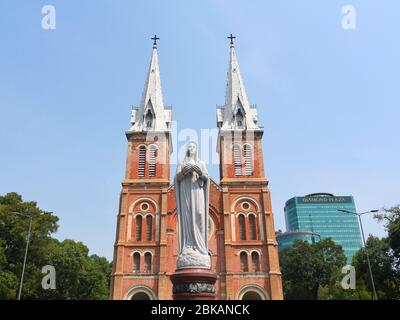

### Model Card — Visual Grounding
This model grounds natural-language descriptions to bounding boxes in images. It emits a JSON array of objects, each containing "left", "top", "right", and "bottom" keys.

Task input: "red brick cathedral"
[{"left": 110, "top": 37, "right": 283, "bottom": 300}]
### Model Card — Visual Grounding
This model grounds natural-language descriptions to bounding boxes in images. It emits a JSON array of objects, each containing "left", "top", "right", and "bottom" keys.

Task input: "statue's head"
[{"left": 186, "top": 141, "right": 197, "bottom": 157}]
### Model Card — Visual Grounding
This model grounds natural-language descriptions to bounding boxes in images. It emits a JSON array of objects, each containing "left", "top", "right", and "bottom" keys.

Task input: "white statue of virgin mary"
[{"left": 175, "top": 141, "right": 211, "bottom": 269}]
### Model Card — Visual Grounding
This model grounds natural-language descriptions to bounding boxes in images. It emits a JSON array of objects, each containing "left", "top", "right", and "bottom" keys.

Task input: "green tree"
[
  {"left": 317, "top": 267, "right": 371, "bottom": 300},
  {"left": 0, "top": 192, "right": 111, "bottom": 300},
  {"left": 0, "top": 192, "right": 59, "bottom": 299},
  {"left": 375, "top": 205, "right": 400, "bottom": 267},
  {"left": 39, "top": 239, "right": 112, "bottom": 300},
  {"left": 279, "top": 238, "right": 347, "bottom": 300},
  {"left": 0, "top": 239, "right": 18, "bottom": 299},
  {"left": 352, "top": 235, "right": 400, "bottom": 300}
]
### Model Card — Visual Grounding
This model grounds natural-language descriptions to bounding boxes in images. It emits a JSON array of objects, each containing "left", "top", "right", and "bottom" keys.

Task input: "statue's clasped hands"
[{"left": 182, "top": 163, "right": 202, "bottom": 176}]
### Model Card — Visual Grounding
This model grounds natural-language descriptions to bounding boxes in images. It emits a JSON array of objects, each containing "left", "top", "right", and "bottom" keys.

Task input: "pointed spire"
[
  {"left": 218, "top": 35, "right": 259, "bottom": 130},
  {"left": 130, "top": 35, "right": 171, "bottom": 132}
]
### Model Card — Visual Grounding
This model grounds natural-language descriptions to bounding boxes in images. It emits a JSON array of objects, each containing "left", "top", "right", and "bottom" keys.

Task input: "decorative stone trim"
[{"left": 173, "top": 283, "right": 216, "bottom": 294}]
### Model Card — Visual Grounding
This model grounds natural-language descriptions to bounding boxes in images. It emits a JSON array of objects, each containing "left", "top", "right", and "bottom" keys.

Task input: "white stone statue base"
[{"left": 176, "top": 247, "right": 211, "bottom": 269}]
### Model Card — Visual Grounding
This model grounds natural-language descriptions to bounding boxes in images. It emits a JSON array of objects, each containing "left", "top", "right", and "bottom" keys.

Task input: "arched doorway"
[
  {"left": 131, "top": 292, "right": 151, "bottom": 300},
  {"left": 125, "top": 285, "right": 157, "bottom": 300},
  {"left": 237, "top": 284, "right": 269, "bottom": 300},
  {"left": 241, "top": 291, "right": 262, "bottom": 300}
]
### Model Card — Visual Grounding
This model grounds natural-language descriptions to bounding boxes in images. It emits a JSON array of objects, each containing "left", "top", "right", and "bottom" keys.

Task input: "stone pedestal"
[{"left": 171, "top": 268, "right": 217, "bottom": 300}]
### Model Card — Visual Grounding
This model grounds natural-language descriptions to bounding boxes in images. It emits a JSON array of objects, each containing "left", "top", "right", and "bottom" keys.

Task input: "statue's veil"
[{"left": 182, "top": 141, "right": 198, "bottom": 164}]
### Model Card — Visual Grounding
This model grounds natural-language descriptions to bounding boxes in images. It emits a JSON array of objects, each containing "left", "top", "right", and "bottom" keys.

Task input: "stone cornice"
[
  {"left": 220, "top": 177, "right": 269, "bottom": 186},
  {"left": 125, "top": 130, "right": 172, "bottom": 140},
  {"left": 122, "top": 179, "right": 170, "bottom": 187}
]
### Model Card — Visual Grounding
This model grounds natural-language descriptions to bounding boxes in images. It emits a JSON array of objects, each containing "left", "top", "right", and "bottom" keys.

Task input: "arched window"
[
  {"left": 235, "top": 108, "right": 244, "bottom": 129},
  {"left": 138, "top": 146, "right": 146, "bottom": 177},
  {"left": 240, "top": 252, "right": 248, "bottom": 272},
  {"left": 249, "top": 214, "right": 257, "bottom": 240},
  {"left": 146, "top": 215, "right": 153, "bottom": 241},
  {"left": 251, "top": 252, "right": 260, "bottom": 272},
  {"left": 133, "top": 253, "right": 140, "bottom": 272},
  {"left": 145, "top": 110, "right": 154, "bottom": 129},
  {"left": 144, "top": 253, "right": 152, "bottom": 273},
  {"left": 243, "top": 144, "right": 253, "bottom": 176},
  {"left": 233, "top": 144, "right": 242, "bottom": 176},
  {"left": 238, "top": 214, "right": 246, "bottom": 240},
  {"left": 148, "top": 145, "right": 157, "bottom": 177},
  {"left": 136, "top": 215, "right": 142, "bottom": 241}
]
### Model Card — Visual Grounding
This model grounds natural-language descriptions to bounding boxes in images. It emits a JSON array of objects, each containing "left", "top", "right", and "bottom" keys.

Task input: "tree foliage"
[
  {"left": 352, "top": 230, "right": 400, "bottom": 299},
  {"left": 280, "top": 205, "right": 400, "bottom": 300},
  {"left": 0, "top": 239, "right": 18, "bottom": 299},
  {"left": 348, "top": 205, "right": 400, "bottom": 300},
  {"left": 0, "top": 192, "right": 111, "bottom": 300},
  {"left": 375, "top": 205, "right": 400, "bottom": 267},
  {"left": 279, "top": 238, "right": 347, "bottom": 299}
]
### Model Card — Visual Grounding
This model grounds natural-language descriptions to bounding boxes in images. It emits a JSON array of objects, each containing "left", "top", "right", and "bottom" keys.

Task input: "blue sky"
[{"left": 0, "top": 1, "right": 399, "bottom": 260}]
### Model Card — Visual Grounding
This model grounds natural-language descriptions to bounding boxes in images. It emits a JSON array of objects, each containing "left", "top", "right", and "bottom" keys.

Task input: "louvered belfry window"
[
  {"left": 233, "top": 144, "right": 242, "bottom": 176},
  {"left": 249, "top": 214, "right": 257, "bottom": 240},
  {"left": 144, "top": 253, "right": 152, "bottom": 273},
  {"left": 133, "top": 253, "right": 140, "bottom": 272},
  {"left": 148, "top": 145, "right": 157, "bottom": 177},
  {"left": 138, "top": 146, "right": 146, "bottom": 177},
  {"left": 243, "top": 144, "right": 253, "bottom": 176},
  {"left": 240, "top": 252, "right": 248, "bottom": 272},
  {"left": 146, "top": 215, "right": 153, "bottom": 241},
  {"left": 239, "top": 214, "right": 246, "bottom": 240},
  {"left": 136, "top": 215, "right": 142, "bottom": 241},
  {"left": 252, "top": 252, "right": 260, "bottom": 272}
]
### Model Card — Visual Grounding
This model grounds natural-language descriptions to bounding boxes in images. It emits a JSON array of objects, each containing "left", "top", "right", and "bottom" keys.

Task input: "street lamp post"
[
  {"left": 338, "top": 209, "right": 379, "bottom": 300},
  {"left": 12, "top": 212, "right": 33, "bottom": 300}
]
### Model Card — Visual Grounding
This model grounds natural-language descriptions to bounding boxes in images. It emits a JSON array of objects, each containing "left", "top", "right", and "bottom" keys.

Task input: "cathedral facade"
[{"left": 110, "top": 37, "right": 283, "bottom": 300}]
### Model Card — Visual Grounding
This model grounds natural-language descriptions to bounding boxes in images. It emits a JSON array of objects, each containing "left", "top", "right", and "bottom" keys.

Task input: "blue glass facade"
[
  {"left": 283, "top": 193, "right": 362, "bottom": 263},
  {"left": 276, "top": 230, "right": 320, "bottom": 251}
]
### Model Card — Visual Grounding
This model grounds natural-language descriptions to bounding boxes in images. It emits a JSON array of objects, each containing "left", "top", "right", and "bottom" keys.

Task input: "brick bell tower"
[
  {"left": 110, "top": 36, "right": 173, "bottom": 300},
  {"left": 111, "top": 35, "right": 283, "bottom": 300},
  {"left": 215, "top": 35, "right": 283, "bottom": 300}
]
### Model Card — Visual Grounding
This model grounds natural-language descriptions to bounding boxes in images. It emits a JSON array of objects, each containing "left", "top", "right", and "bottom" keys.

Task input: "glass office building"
[
  {"left": 283, "top": 193, "right": 362, "bottom": 263},
  {"left": 276, "top": 230, "right": 321, "bottom": 251}
]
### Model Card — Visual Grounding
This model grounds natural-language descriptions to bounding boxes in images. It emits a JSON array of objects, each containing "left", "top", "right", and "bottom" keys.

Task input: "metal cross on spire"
[
  {"left": 151, "top": 34, "right": 160, "bottom": 48},
  {"left": 227, "top": 33, "right": 236, "bottom": 47}
]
